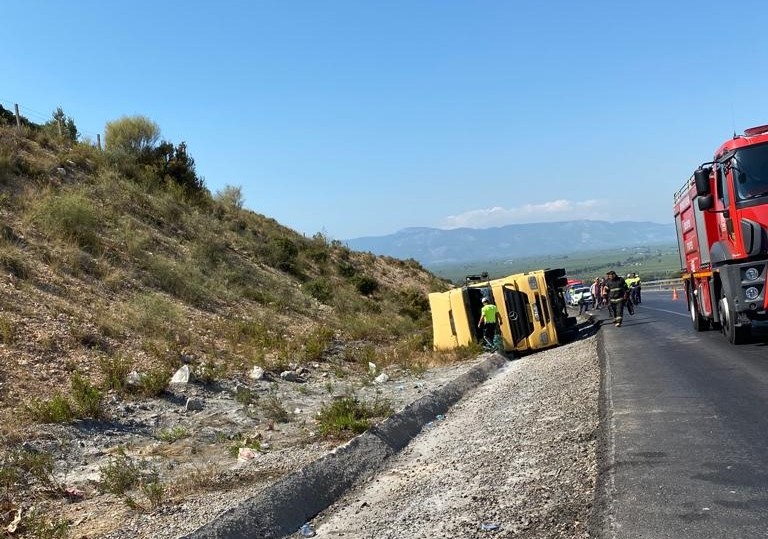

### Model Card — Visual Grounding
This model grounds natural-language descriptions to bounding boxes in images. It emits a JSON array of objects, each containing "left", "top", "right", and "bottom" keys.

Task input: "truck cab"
[{"left": 429, "top": 268, "right": 576, "bottom": 354}]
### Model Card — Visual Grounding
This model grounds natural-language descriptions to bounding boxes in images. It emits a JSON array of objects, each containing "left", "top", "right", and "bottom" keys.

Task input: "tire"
[
  {"left": 688, "top": 288, "right": 709, "bottom": 332},
  {"left": 718, "top": 292, "right": 751, "bottom": 344}
]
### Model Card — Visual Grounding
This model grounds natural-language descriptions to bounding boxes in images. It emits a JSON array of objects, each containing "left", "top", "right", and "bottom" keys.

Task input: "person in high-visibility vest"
[
  {"left": 625, "top": 272, "right": 642, "bottom": 304},
  {"left": 478, "top": 296, "right": 502, "bottom": 347}
]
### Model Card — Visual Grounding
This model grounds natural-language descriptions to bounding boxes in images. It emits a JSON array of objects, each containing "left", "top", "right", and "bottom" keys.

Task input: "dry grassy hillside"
[{"left": 0, "top": 119, "right": 466, "bottom": 536}]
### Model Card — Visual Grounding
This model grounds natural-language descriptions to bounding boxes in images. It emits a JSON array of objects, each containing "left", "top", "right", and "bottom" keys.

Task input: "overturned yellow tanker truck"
[{"left": 429, "top": 269, "right": 577, "bottom": 354}]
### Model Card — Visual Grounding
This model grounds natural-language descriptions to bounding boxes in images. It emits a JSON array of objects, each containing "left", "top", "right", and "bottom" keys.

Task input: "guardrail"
[{"left": 641, "top": 278, "right": 683, "bottom": 291}]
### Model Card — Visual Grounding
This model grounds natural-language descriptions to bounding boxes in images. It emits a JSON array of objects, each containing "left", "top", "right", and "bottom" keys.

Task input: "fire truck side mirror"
[
  {"left": 694, "top": 167, "right": 712, "bottom": 196},
  {"left": 698, "top": 194, "right": 714, "bottom": 211}
]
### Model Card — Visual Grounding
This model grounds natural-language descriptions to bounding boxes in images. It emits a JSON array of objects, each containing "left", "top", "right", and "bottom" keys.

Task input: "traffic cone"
[{"left": 672, "top": 288, "right": 679, "bottom": 300}]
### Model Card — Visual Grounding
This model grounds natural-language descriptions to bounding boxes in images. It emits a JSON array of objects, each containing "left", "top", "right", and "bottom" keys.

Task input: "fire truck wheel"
[
  {"left": 718, "top": 293, "right": 751, "bottom": 344},
  {"left": 688, "top": 288, "right": 709, "bottom": 332}
]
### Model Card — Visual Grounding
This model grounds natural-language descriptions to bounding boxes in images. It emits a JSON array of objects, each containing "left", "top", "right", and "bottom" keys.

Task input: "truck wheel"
[
  {"left": 688, "top": 288, "right": 709, "bottom": 331},
  {"left": 718, "top": 293, "right": 751, "bottom": 344}
]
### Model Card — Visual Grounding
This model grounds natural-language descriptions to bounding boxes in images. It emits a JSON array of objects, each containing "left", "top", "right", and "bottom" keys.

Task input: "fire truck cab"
[{"left": 673, "top": 124, "right": 768, "bottom": 343}]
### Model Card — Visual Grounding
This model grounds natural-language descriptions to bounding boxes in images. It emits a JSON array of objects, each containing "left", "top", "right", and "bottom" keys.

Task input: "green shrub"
[
  {"left": 153, "top": 140, "right": 205, "bottom": 196},
  {"left": 18, "top": 511, "right": 68, "bottom": 539},
  {"left": 0, "top": 314, "right": 15, "bottom": 345},
  {"left": 266, "top": 237, "right": 300, "bottom": 274},
  {"left": 234, "top": 386, "right": 258, "bottom": 405},
  {"left": 306, "top": 232, "right": 330, "bottom": 264},
  {"left": 214, "top": 185, "right": 244, "bottom": 210},
  {"left": 0, "top": 246, "right": 27, "bottom": 280},
  {"left": 127, "top": 292, "right": 181, "bottom": 339},
  {"left": 26, "top": 394, "right": 74, "bottom": 423},
  {"left": 397, "top": 288, "right": 430, "bottom": 320},
  {"left": 99, "top": 354, "right": 133, "bottom": 392},
  {"left": 262, "top": 394, "right": 289, "bottom": 423},
  {"left": 70, "top": 372, "right": 105, "bottom": 419},
  {"left": 5, "top": 448, "right": 59, "bottom": 493},
  {"left": 347, "top": 344, "right": 377, "bottom": 368},
  {"left": 340, "top": 313, "right": 390, "bottom": 342},
  {"left": 194, "top": 361, "right": 224, "bottom": 385},
  {"left": 303, "top": 326, "right": 335, "bottom": 361},
  {"left": 137, "top": 366, "right": 170, "bottom": 397},
  {"left": 0, "top": 147, "right": 12, "bottom": 184},
  {"left": 104, "top": 115, "right": 160, "bottom": 156},
  {"left": 121, "top": 220, "right": 153, "bottom": 259},
  {"left": 191, "top": 230, "right": 228, "bottom": 269},
  {"left": 304, "top": 277, "right": 333, "bottom": 302},
  {"left": 65, "top": 140, "right": 102, "bottom": 170},
  {"left": 155, "top": 426, "right": 189, "bottom": 443},
  {"left": 31, "top": 191, "right": 101, "bottom": 252},
  {"left": 99, "top": 450, "right": 141, "bottom": 495},
  {"left": 142, "top": 255, "right": 210, "bottom": 307},
  {"left": 354, "top": 275, "right": 380, "bottom": 296},
  {"left": 141, "top": 478, "right": 164, "bottom": 509},
  {"left": 317, "top": 396, "right": 393, "bottom": 437},
  {"left": 338, "top": 261, "right": 357, "bottom": 278},
  {"left": 223, "top": 317, "right": 280, "bottom": 349}
]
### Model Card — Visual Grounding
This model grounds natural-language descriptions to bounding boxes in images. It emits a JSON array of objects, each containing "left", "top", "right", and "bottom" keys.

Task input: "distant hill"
[{"left": 345, "top": 220, "right": 676, "bottom": 266}]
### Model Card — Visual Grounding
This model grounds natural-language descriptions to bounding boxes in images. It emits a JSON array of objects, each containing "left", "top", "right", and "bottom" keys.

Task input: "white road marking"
[{"left": 639, "top": 305, "right": 688, "bottom": 318}]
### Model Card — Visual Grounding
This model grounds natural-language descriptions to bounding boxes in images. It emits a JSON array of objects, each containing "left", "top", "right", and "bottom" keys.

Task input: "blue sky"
[{"left": 4, "top": 1, "right": 768, "bottom": 239}]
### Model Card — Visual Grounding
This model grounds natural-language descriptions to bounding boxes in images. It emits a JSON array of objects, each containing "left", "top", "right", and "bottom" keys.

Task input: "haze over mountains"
[{"left": 345, "top": 220, "right": 676, "bottom": 266}]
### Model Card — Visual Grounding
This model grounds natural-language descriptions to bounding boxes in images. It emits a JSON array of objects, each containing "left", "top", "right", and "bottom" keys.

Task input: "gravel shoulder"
[{"left": 310, "top": 332, "right": 600, "bottom": 538}]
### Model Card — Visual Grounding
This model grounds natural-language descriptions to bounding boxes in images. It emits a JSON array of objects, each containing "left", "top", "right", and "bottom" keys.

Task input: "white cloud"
[{"left": 440, "top": 199, "right": 604, "bottom": 229}]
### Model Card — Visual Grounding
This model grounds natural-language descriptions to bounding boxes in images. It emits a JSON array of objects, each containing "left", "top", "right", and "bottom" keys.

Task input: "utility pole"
[
  {"left": 14, "top": 104, "right": 21, "bottom": 131},
  {"left": 97, "top": 134, "right": 102, "bottom": 151}
]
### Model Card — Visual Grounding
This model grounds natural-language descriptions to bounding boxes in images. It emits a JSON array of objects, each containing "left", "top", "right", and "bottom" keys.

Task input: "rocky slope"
[{"left": 0, "top": 123, "right": 454, "bottom": 538}]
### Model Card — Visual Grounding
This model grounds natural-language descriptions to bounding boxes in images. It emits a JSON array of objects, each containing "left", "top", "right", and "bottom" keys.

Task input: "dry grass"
[{"left": 0, "top": 122, "right": 455, "bottom": 535}]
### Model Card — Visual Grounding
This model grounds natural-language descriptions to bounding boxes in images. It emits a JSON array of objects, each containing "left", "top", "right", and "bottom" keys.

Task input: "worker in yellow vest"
[
  {"left": 625, "top": 272, "right": 641, "bottom": 304},
  {"left": 478, "top": 296, "right": 502, "bottom": 349}
]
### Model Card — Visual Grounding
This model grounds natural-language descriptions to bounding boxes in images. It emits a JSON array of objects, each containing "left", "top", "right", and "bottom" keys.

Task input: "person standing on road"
[
  {"left": 603, "top": 270, "right": 629, "bottom": 327},
  {"left": 590, "top": 278, "right": 600, "bottom": 309},
  {"left": 478, "top": 296, "right": 502, "bottom": 348},
  {"left": 578, "top": 290, "right": 590, "bottom": 315},
  {"left": 626, "top": 272, "right": 642, "bottom": 304}
]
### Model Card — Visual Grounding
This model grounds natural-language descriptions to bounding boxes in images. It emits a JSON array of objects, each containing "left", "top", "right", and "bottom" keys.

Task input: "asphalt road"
[{"left": 598, "top": 290, "right": 768, "bottom": 538}]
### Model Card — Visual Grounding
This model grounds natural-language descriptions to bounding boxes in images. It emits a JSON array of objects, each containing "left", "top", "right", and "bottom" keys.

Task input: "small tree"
[
  {"left": 44, "top": 107, "right": 78, "bottom": 142},
  {"left": 153, "top": 140, "right": 205, "bottom": 194}
]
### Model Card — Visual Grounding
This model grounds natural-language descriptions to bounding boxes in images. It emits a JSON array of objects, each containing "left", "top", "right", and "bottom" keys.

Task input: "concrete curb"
[{"left": 182, "top": 352, "right": 508, "bottom": 539}]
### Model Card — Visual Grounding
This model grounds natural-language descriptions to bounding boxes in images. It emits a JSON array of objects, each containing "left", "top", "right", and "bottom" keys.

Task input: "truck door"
[{"left": 502, "top": 285, "right": 533, "bottom": 346}]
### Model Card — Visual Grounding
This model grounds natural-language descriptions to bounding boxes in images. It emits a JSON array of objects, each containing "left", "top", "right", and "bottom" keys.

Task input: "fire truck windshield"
[{"left": 733, "top": 142, "right": 768, "bottom": 202}]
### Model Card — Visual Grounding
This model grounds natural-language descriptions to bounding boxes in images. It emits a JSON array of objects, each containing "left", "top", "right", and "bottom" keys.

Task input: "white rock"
[
  {"left": 368, "top": 362, "right": 377, "bottom": 374},
  {"left": 170, "top": 365, "right": 190, "bottom": 385},
  {"left": 374, "top": 373, "right": 389, "bottom": 384},
  {"left": 249, "top": 366, "right": 265, "bottom": 380}
]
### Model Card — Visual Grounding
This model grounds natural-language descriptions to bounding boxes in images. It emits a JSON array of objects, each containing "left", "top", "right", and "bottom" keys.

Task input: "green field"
[{"left": 429, "top": 244, "right": 681, "bottom": 285}]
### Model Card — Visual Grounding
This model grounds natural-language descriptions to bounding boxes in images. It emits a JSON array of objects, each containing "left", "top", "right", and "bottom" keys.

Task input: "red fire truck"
[{"left": 673, "top": 124, "right": 768, "bottom": 344}]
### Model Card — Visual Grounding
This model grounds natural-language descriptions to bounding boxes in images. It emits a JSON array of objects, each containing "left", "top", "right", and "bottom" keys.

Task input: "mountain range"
[{"left": 344, "top": 220, "right": 676, "bottom": 266}]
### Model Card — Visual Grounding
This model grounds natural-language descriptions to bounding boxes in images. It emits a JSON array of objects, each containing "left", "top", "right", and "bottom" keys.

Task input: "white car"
[{"left": 568, "top": 286, "right": 593, "bottom": 307}]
